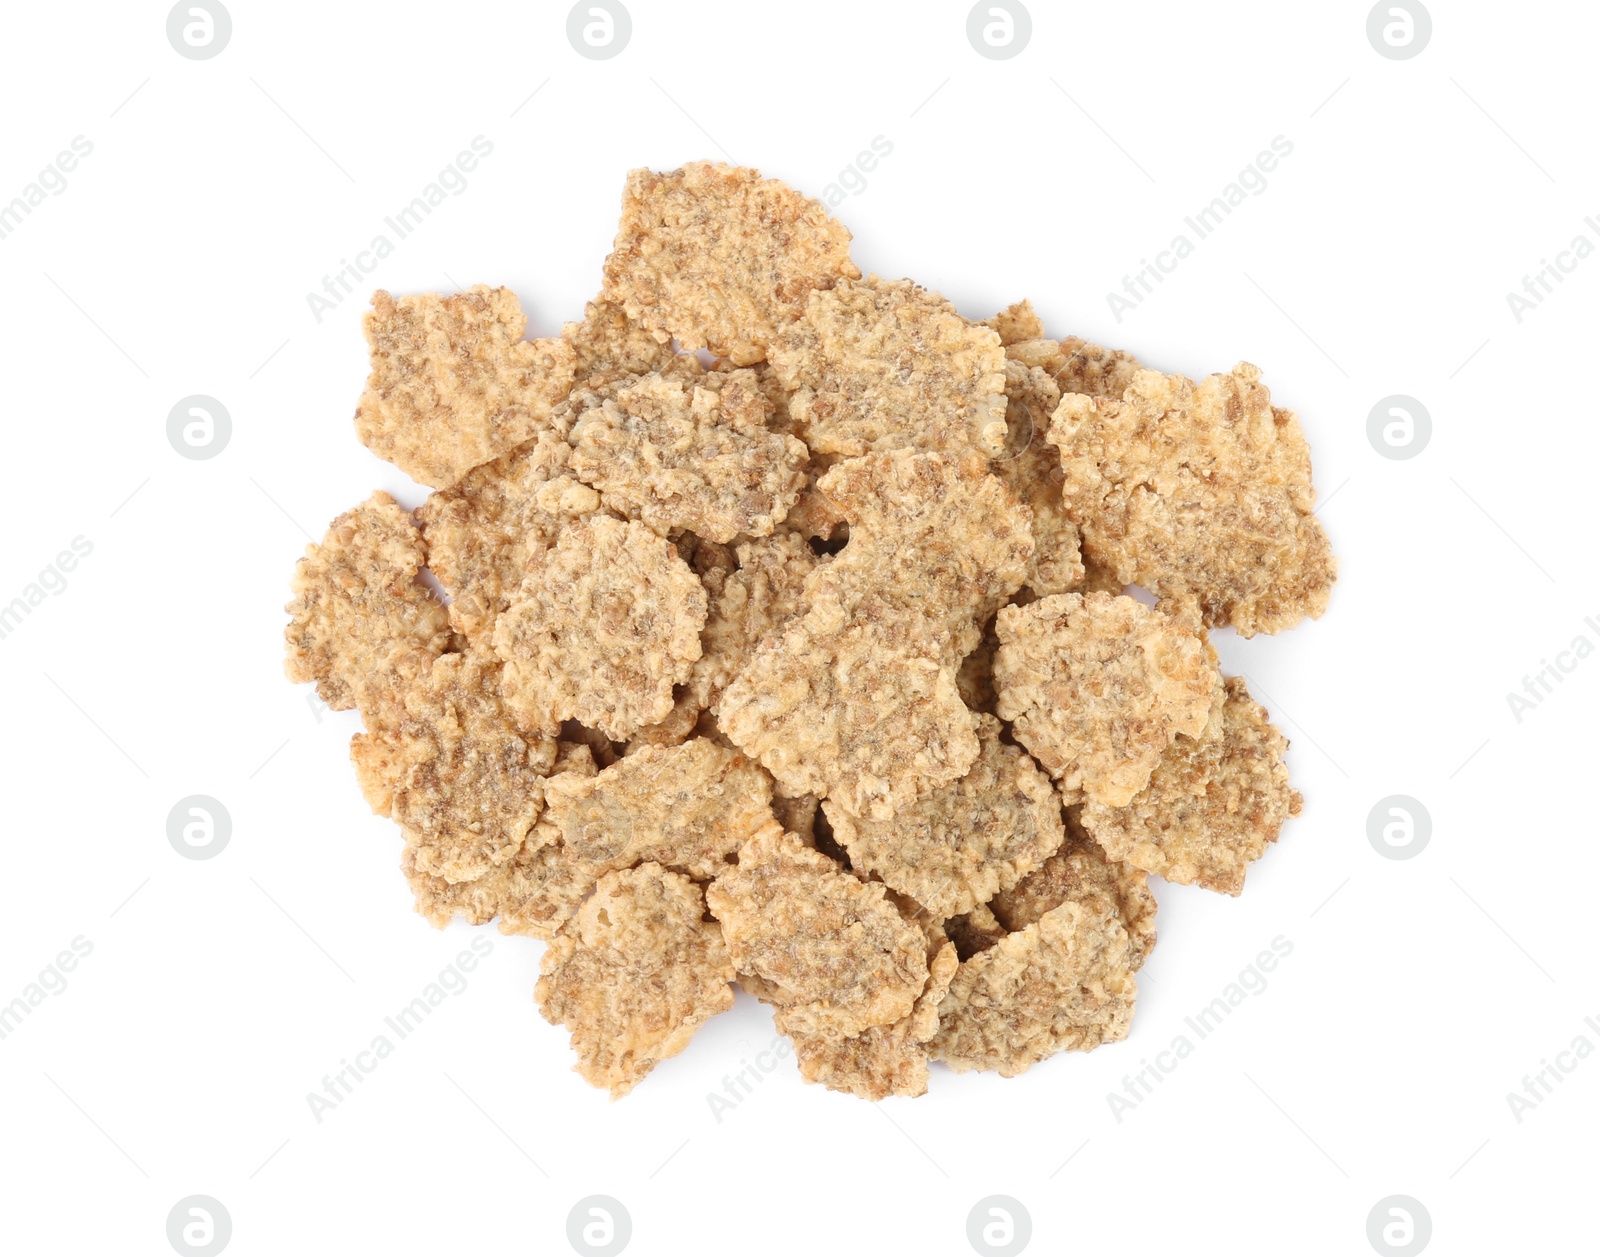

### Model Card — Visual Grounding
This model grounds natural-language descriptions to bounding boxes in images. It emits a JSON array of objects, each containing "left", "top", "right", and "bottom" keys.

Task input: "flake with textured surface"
[
  {"left": 493, "top": 517, "right": 707, "bottom": 740},
  {"left": 351, "top": 650, "right": 556, "bottom": 884},
  {"left": 542, "top": 737, "right": 774, "bottom": 881},
  {"left": 285, "top": 492, "right": 450, "bottom": 714},
  {"left": 569, "top": 368, "right": 807, "bottom": 542},
  {"left": 990, "top": 815, "right": 1157, "bottom": 970},
  {"left": 537, "top": 863, "right": 734, "bottom": 1098},
  {"left": 931, "top": 898, "right": 1137, "bottom": 1076},
  {"left": 995, "top": 592, "right": 1217, "bottom": 807},
  {"left": 1082, "top": 676, "right": 1301, "bottom": 895},
  {"left": 826, "top": 714, "right": 1065, "bottom": 918},
  {"left": 1048, "top": 363, "right": 1336, "bottom": 635},
  {"left": 355, "top": 286, "right": 576, "bottom": 488},
  {"left": 602, "top": 162, "right": 859, "bottom": 366},
  {"left": 772, "top": 276, "right": 1008, "bottom": 457},
  {"left": 707, "top": 823, "right": 929, "bottom": 1038}
]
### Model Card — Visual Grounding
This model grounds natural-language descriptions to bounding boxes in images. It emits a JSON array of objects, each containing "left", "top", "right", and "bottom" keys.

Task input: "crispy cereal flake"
[
  {"left": 826, "top": 714, "right": 1065, "bottom": 918},
  {"left": 931, "top": 898, "right": 1137, "bottom": 1076},
  {"left": 995, "top": 592, "right": 1217, "bottom": 807},
  {"left": 541, "top": 737, "right": 775, "bottom": 881},
  {"left": 351, "top": 650, "right": 557, "bottom": 884},
  {"left": 771, "top": 276, "right": 1008, "bottom": 457},
  {"left": 1082, "top": 676, "right": 1301, "bottom": 895},
  {"left": 1048, "top": 363, "right": 1337, "bottom": 635},
  {"left": 569, "top": 368, "right": 808, "bottom": 542},
  {"left": 602, "top": 162, "right": 859, "bottom": 365},
  {"left": 355, "top": 286, "right": 576, "bottom": 488},
  {"left": 707, "top": 823, "right": 930, "bottom": 1038},
  {"left": 990, "top": 814, "right": 1157, "bottom": 970},
  {"left": 493, "top": 517, "right": 707, "bottom": 740},
  {"left": 537, "top": 863, "right": 735, "bottom": 1098},
  {"left": 285, "top": 492, "right": 450, "bottom": 713}
]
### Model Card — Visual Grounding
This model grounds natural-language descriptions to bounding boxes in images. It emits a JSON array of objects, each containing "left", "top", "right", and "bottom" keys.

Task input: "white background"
[{"left": 1, "top": 2, "right": 1595, "bottom": 1254}]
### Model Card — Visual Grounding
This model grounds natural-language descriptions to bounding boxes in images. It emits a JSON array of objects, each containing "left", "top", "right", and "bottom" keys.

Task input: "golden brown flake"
[
  {"left": 416, "top": 430, "right": 600, "bottom": 645},
  {"left": 537, "top": 863, "right": 735, "bottom": 1098},
  {"left": 1004, "top": 335, "right": 1143, "bottom": 401},
  {"left": 930, "top": 898, "right": 1137, "bottom": 1076},
  {"left": 493, "top": 517, "right": 707, "bottom": 740},
  {"left": 1048, "top": 363, "right": 1337, "bottom": 635},
  {"left": 983, "top": 299, "right": 1044, "bottom": 347},
  {"left": 602, "top": 162, "right": 859, "bottom": 365},
  {"left": 569, "top": 368, "right": 808, "bottom": 542},
  {"left": 990, "top": 814, "right": 1157, "bottom": 970},
  {"left": 351, "top": 650, "right": 557, "bottom": 884},
  {"left": 995, "top": 592, "right": 1217, "bottom": 807},
  {"left": 541, "top": 737, "right": 775, "bottom": 881},
  {"left": 825, "top": 714, "right": 1065, "bottom": 918},
  {"left": 1082, "top": 676, "right": 1301, "bottom": 895},
  {"left": 285, "top": 492, "right": 450, "bottom": 713},
  {"left": 355, "top": 287, "right": 576, "bottom": 488},
  {"left": 707, "top": 823, "right": 930, "bottom": 1038},
  {"left": 771, "top": 276, "right": 1008, "bottom": 457}
]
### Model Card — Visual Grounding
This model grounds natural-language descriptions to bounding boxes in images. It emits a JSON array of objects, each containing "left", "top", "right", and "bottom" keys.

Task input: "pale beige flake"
[
  {"left": 707, "top": 823, "right": 930, "bottom": 1038},
  {"left": 931, "top": 898, "right": 1137, "bottom": 1076},
  {"left": 826, "top": 714, "right": 1065, "bottom": 918},
  {"left": 538, "top": 863, "right": 735, "bottom": 1098},
  {"left": 561, "top": 296, "right": 677, "bottom": 385},
  {"left": 1004, "top": 335, "right": 1143, "bottom": 401},
  {"left": 493, "top": 517, "right": 707, "bottom": 740},
  {"left": 780, "top": 921, "right": 959, "bottom": 1100},
  {"left": 541, "top": 737, "right": 775, "bottom": 881},
  {"left": 990, "top": 814, "right": 1157, "bottom": 970},
  {"left": 569, "top": 367, "right": 808, "bottom": 542},
  {"left": 771, "top": 276, "right": 1008, "bottom": 457},
  {"left": 1048, "top": 363, "right": 1337, "bottom": 635},
  {"left": 402, "top": 819, "right": 595, "bottom": 937},
  {"left": 285, "top": 491, "right": 450, "bottom": 713},
  {"left": 1082, "top": 676, "right": 1301, "bottom": 895},
  {"left": 351, "top": 650, "right": 558, "bottom": 884},
  {"left": 355, "top": 286, "right": 576, "bottom": 488},
  {"left": 995, "top": 592, "right": 1217, "bottom": 807},
  {"left": 812, "top": 448, "right": 1034, "bottom": 635},
  {"left": 416, "top": 429, "right": 599, "bottom": 644},
  {"left": 601, "top": 162, "right": 859, "bottom": 366},
  {"left": 716, "top": 611, "right": 979, "bottom": 819}
]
